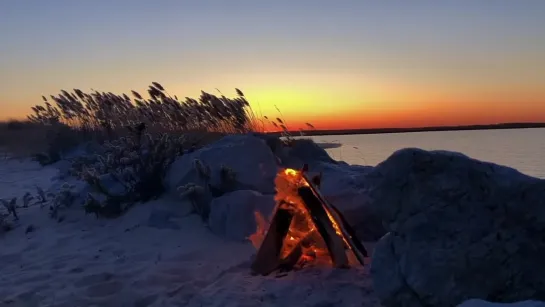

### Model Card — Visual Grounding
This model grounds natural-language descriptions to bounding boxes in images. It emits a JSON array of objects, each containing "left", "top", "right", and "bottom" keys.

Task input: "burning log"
[
  {"left": 328, "top": 203, "right": 368, "bottom": 259},
  {"left": 297, "top": 186, "right": 349, "bottom": 268},
  {"left": 250, "top": 167, "right": 368, "bottom": 276},
  {"left": 300, "top": 170, "right": 369, "bottom": 263},
  {"left": 278, "top": 242, "right": 303, "bottom": 272},
  {"left": 251, "top": 205, "right": 294, "bottom": 275}
]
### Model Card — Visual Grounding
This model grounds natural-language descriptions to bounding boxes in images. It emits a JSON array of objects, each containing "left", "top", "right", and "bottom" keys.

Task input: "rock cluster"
[
  {"left": 166, "top": 134, "right": 382, "bottom": 241},
  {"left": 367, "top": 148, "right": 545, "bottom": 307}
]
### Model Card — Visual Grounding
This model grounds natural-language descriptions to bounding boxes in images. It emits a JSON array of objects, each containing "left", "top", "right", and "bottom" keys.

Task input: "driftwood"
[
  {"left": 251, "top": 166, "right": 369, "bottom": 276},
  {"left": 329, "top": 203, "right": 368, "bottom": 258},
  {"left": 301, "top": 172, "right": 368, "bottom": 263},
  {"left": 297, "top": 187, "right": 349, "bottom": 268},
  {"left": 278, "top": 242, "right": 303, "bottom": 272},
  {"left": 251, "top": 206, "right": 293, "bottom": 276}
]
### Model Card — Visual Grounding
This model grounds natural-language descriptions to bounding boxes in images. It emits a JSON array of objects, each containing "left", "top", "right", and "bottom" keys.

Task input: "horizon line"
[{"left": 269, "top": 122, "right": 545, "bottom": 136}]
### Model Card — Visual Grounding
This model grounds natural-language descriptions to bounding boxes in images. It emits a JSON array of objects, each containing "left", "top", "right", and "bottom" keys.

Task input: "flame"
[
  {"left": 250, "top": 168, "right": 351, "bottom": 268},
  {"left": 248, "top": 211, "right": 268, "bottom": 249}
]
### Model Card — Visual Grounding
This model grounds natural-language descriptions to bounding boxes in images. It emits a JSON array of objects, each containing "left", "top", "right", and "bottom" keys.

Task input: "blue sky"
[{"left": 1, "top": 0, "right": 544, "bottom": 128}]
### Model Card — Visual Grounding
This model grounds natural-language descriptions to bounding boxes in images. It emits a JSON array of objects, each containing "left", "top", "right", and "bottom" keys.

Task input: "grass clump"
[
  {"left": 76, "top": 127, "right": 188, "bottom": 218},
  {"left": 177, "top": 183, "right": 208, "bottom": 221},
  {"left": 48, "top": 182, "right": 77, "bottom": 222}
]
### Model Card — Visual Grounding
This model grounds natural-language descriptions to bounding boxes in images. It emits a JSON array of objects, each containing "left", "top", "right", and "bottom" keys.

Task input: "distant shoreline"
[{"left": 267, "top": 122, "right": 545, "bottom": 137}]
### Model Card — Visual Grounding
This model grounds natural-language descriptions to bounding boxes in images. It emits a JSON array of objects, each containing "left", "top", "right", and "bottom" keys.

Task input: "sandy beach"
[{"left": 0, "top": 156, "right": 379, "bottom": 307}]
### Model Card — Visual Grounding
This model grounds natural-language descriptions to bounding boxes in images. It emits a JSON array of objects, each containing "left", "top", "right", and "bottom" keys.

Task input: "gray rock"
[
  {"left": 167, "top": 135, "right": 383, "bottom": 240},
  {"left": 166, "top": 134, "right": 279, "bottom": 194},
  {"left": 315, "top": 162, "right": 384, "bottom": 241},
  {"left": 368, "top": 148, "right": 545, "bottom": 307},
  {"left": 208, "top": 190, "right": 275, "bottom": 241},
  {"left": 278, "top": 138, "right": 338, "bottom": 170}
]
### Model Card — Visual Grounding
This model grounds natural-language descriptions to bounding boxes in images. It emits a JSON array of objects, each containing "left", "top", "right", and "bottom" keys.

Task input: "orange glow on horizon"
[
  {"left": 2, "top": 89, "right": 545, "bottom": 131},
  {"left": 1, "top": 78, "right": 544, "bottom": 130},
  {"left": 250, "top": 93, "right": 545, "bottom": 131}
]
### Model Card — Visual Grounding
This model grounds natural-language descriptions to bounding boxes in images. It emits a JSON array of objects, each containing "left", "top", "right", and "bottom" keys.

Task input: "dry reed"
[{"left": 27, "top": 83, "right": 262, "bottom": 135}]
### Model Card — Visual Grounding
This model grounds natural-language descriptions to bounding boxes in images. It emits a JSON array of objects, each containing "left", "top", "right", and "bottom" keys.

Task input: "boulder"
[
  {"left": 458, "top": 300, "right": 545, "bottom": 307},
  {"left": 208, "top": 190, "right": 275, "bottom": 241},
  {"left": 168, "top": 135, "right": 383, "bottom": 240},
  {"left": 277, "top": 138, "right": 339, "bottom": 170},
  {"left": 314, "top": 162, "right": 384, "bottom": 241},
  {"left": 166, "top": 134, "right": 279, "bottom": 194},
  {"left": 368, "top": 148, "right": 545, "bottom": 307}
]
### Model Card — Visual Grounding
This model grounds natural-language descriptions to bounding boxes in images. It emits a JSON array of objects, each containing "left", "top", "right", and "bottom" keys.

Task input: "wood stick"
[
  {"left": 278, "top": 243, "right": 303, "bottom": 272},
  {"left": 329, "top": 205, "right": 368, "bottom": 258},
  {"left": 301, "top": 173, "right": 368, "bottom": 265},
  {"left": 251, "top": 205, "right": 293, "bottom": 275},
  {"left": 297, "top": 187, "right": 349, "bottom": 268}
]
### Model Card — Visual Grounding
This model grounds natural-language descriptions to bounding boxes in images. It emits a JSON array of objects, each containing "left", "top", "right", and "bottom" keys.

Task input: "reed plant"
[
  {"left": 27, "top": 83, "right": 262, "bottom": 135},
  {"left": 0, "top": 83, "right": 318, "bottom": 220}
]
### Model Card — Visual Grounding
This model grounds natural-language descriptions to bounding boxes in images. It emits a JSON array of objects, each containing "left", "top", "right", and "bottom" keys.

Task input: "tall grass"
[
  {"left": 0, "top": 83, "right": 322, "bottom": 220},
  {"left": 27, "top": 82, "right": 262, "bottom": 135},
  {"left": 0, "top": 83, "right": 267, "bottom": 161},
  {"left": 2, "top": 82, "right": 315, "bottom": 161}
]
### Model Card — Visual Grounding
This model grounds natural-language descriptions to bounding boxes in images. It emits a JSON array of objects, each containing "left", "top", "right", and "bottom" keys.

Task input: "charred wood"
[
  {"left": 297, "top": 187, "right": 349, "bottom": 268},
  {"left": 251, "top": 206, "right": 293, "bottom": 276}
]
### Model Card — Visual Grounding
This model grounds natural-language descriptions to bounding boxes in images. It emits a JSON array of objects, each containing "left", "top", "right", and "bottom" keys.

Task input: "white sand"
[
  {"left": 0, "top": 158, "right": 380, "bottom": 307},
  {"left": 0, "top": 157, "right": 58, "bottom": 200}
]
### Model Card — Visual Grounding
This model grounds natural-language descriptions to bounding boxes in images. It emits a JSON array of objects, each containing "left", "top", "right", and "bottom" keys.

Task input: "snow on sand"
[{"left": 0, "top": 157, "right": 379, "bottom": 307}]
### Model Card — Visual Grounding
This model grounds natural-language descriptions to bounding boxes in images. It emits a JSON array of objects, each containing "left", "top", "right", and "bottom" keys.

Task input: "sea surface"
[{"left": 311, "top": 128, "right": 545, "bottom": 179}]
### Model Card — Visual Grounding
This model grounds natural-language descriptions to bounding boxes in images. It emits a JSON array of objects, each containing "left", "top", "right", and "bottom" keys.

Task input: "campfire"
[{"left": 250, "top": 165, "right": 368, "bottom": 276}]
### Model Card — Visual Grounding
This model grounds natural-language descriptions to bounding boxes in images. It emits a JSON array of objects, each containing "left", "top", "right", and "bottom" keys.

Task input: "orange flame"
[
  {"left": 248, "top": 211, "right": 268, "bottom": 249},
  {"left": 250, "top": 168, "right": 345, "bottom": 267}
]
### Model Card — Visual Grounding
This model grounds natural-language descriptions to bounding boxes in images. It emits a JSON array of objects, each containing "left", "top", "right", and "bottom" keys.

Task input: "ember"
[{"left": 250, "top": 166, "right": 368, "bottom": 276}]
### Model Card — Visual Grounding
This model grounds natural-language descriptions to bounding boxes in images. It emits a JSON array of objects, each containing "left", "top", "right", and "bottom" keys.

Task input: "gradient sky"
[{"left": 1, "top": 1, "right": 544, "bottom": 130}]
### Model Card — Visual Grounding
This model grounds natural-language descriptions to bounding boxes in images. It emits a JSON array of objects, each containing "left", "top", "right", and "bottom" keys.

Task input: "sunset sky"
[{"left": 1, "top": 1, "right": 544, "bottom": 130}]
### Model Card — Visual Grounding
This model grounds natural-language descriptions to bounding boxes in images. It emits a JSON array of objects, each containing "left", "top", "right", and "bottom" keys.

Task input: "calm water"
[{"left": 311, "top": 128, "right": 545, "bottom": 179}]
